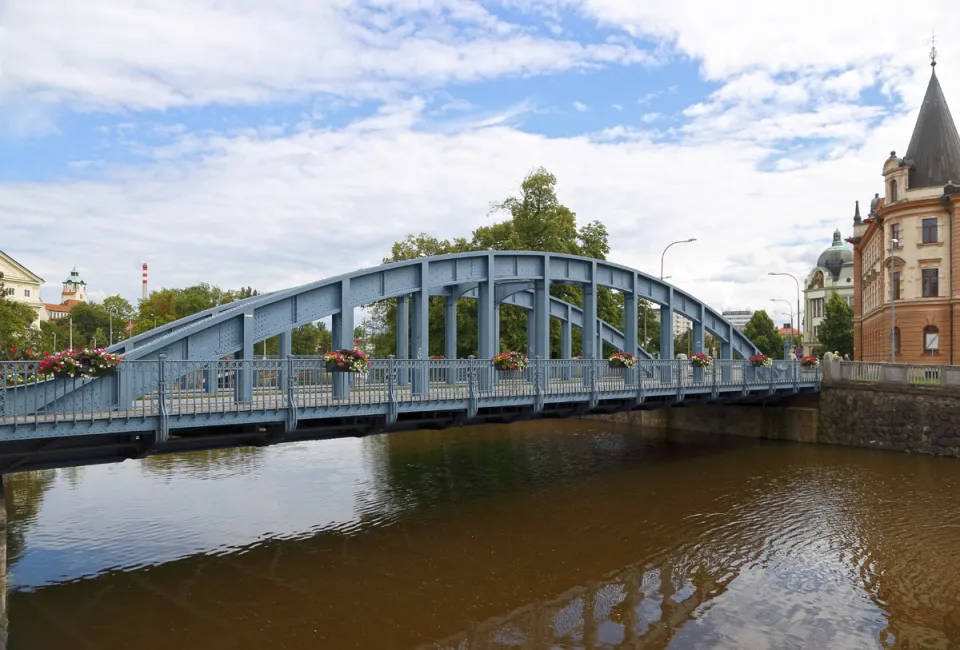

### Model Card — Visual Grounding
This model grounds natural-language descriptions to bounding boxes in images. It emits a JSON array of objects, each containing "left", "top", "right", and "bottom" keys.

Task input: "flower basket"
[
  {"left": 608, "top": 352, "right": 636, "bottom": 369},
  {"left": 323, "top": 349, "right": 370, "bottom": 373},
  {"left": 748, "top": 354, "right": 772, "bottom": 368},
  {"left": 800, "top": 356, "right": 820, "bottom": 368},
  {"left": 492, "top": 351, "right": 528, "bottom": 372},
  {"left": 689, "top": 353, "right": 712, "bottom": 369},
  {"left": 37, "top": 349, "right": 123, "bottom": 380}
]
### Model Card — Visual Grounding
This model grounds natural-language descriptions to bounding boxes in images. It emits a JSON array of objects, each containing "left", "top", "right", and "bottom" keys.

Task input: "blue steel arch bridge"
[{"left": 0, "top": 251, "right": 819, "bottom": 472}]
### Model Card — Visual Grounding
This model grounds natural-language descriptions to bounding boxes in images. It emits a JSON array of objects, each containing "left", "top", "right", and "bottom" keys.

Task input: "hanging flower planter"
[
  {"left": 608, "top": 352, "right": 636, "bottom": 369},
  {"left": 748, "top": 354, "right": 772, "bottom": 368},
  {"left": 37, "top": 349, "right": 123, "bottom": 380},
  {"left": 323, "top": 349, "right": 370, "bottom": 373},
  {"left": 800, "top": 356, "right": 820, "bottom": 368},
  {"left": 689, "top": 353, "right": 712, "bottom": 369},
  {"left": 492, "top": 351, "right": 528, "bottom": 372}
]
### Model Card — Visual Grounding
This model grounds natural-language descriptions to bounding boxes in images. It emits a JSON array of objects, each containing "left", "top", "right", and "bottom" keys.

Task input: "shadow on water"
[{"left": 4, "top": 420, "right": 960, "bottom": 649}]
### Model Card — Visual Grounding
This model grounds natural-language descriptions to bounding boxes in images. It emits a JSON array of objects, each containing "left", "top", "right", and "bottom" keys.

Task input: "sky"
[{"left": 1, "top": 0, "right": 957, "bottom": 325}]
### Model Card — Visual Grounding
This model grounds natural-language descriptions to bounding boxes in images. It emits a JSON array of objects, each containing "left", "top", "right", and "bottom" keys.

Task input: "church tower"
[{"left": 61, "top": 268, "right": 88, "bottom": 305}]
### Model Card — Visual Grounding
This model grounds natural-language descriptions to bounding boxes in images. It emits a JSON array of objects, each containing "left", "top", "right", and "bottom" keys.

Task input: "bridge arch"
[{"left": 108, "top": 251, "right": 756, "bottom": 364}]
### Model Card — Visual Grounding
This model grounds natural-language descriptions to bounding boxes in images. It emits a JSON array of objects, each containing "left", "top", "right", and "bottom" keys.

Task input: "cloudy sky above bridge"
[{"left": 1, "top": 1, "right": 957, "bottom": 322}]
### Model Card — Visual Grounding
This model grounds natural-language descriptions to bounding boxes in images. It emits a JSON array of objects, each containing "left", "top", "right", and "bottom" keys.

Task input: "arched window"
[
  {"left": 894, "top": 327, "right": 901, "bottom": 354},
  {"left": 890, "top": 179, "right": 899, "bottom": 202},
  {"left": 923, "top": 325, "right": 939, "bottom": 352}
]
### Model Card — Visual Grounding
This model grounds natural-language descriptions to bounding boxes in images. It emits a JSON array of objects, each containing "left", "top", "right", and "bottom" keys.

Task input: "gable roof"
[
  {"left": 904, "top": 64, "right": 960, "bottom": 189},
  {"left": 0, "top": 250, "right": 44, "bottom": 284}
]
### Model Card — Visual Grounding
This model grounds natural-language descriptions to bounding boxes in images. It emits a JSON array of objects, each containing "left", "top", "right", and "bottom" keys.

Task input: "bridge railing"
[
  {"left": 0, "top": 357, "right": 819, "bottom": 425},
  {"left": 825, "top": 359, "right": 960, "bottom": 387}
]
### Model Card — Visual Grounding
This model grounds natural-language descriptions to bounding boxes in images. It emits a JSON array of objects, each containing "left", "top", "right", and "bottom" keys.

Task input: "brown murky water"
[{"left": 6, "top": 420, "right": 960, "bottom": 649}]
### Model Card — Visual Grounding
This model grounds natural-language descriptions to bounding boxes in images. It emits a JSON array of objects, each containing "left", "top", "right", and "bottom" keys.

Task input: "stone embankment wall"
[
  {"left": 591, "top": 361, "right": 960, "bottom": 458},
  {"left": 818, "top": 361, "right": 960, "bottom": 457}
]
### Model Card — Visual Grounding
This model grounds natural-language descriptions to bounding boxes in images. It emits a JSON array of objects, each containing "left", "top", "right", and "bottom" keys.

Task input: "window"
[
  {"left": 891, "top": 223, "right": 901, "bottom": 246},
  {"left": 892, "top": 272, "right": 901, "bottom": 299},
  {"left": 924, "top": 325, "right": 940, "bottom": 352},
  {"left": 813, "top": 325, "right": 819, "bottom": 340},
  {"left": 922, "top": 218, "right": 938, "bottom": 243},
  {"left": 23, "top": 289, "right": 30, "bottom": 297},
  {"left": 890, "top": 179, "right": 898, "bottom": 202},
  {"left": 3, "top": 287, "right": 13, "bottom": 296},
  {"left": 810, "top": 298, "right": 824, "bottom": 319},
  {"left": 922, "top": 269, "right": 939, "bottom": 297},
  {"left": 894, "top": 327, "right": 901, "bottom": 353}
]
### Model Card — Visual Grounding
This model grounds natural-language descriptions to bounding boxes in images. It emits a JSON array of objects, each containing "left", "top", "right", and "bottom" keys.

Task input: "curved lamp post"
[
  {"left": 660, "top": 239, "right": 697, "bottom": 280},
  {"left": 768, "top": 272, "right": 801, "bottom": 343}
]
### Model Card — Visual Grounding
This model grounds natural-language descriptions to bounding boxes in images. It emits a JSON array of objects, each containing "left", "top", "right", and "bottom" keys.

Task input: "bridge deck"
[{"left": 0, "top": 358, "right": 819, "bottom": 473}]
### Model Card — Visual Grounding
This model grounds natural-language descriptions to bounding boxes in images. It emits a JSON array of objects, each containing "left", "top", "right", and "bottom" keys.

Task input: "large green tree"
[
  {"left": 368, "top": 168, "right": 635, "bottom": 359},
  {"left": 816, "top": 292, "right": 853, "bottom": 357},
  {"left": 743, "top": 310, "right": 785, "bottom": 359},
  {"left": 0, "top": 284, "right": 39, "bottom": 357}
]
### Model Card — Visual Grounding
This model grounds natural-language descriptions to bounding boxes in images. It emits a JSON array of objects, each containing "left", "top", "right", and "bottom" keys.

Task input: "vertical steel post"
[
  {"left": 659, "top": 288, "right": 675, "bottom": 382},
  {"left": 561, "top": 304, "right": 572, "bottom": 381},
  {"left": 445, "top": 296, "right": 457, "bottom": 385},
  {"left": 624, "top": 282, "right": 638, "bottom": 387},
  {"left": 582, "top": 265, "right": 597, "bottom": 359},
  {"left": 411, "top": 270, "right": 429, "bottom": 396},
  {"left": 535, "top": 256, "right": 551, "bottom": 361},
  {"left": 478, "top": 255, "right": 495, "bottom": 391},
  {"left": 332, "top": 279, "right": 354, "bottom": 400},
  {"left": 236, "top": 312, "right": 255, "bottom": 403},
  {"left": 396, "top": 295, "right": 409, "bottom": 387}
]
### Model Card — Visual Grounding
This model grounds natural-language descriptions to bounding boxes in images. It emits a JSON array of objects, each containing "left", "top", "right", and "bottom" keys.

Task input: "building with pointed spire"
[{"left": 850, "top": 50, "right": 960, "bottom": 362}]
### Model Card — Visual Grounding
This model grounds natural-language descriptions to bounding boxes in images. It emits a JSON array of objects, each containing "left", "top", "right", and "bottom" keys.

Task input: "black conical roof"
[{"left": 904, "top": 65, "right": 960, "bottom": 189}]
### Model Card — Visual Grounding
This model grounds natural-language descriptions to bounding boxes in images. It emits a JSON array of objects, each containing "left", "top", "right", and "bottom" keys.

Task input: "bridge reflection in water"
[{"left": 6, "top": 422, "right": 960, "bottom": 649}]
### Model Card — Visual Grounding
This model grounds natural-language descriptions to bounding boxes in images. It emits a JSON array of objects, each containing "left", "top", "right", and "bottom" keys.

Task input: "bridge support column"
[
  {"left": 582, "top": 277, "right": 597, "bottom": 359},
  {"left": 277, "top": 330, "right": 292, "bottom": 392},
  {"left": 411, "top": 275, "right": 429, "bottom": 396},
  {"left": 720, "top": 340, "right": 732, "bottom": 382},
  {"left": 494, "top": 305, "right": 501, "bottom": 354},
  {"left": 526, "top": 310, "right": 536, "bottom": 359},
  {"left": 624, "top": 288, "right": 638, "bottom": 386},
  {"left": 332, "top": 280, "right": 354, "bottom": 400},
  {"left": 396, "top": 296, "right": 410, "bottom": 387},
  {"left": 445, "top": 296, "right": 457, "bottom": 385},
  {"left": 478, "top": 257, "right": 495, "bottom": 391},
  {"left": 561, "top": 305, "right": 572, "bottom": 381},
  {"left": 235, "top": 311, "right": 255, "bottom": 403},
  {"left": 659, "top": 299, "right": 674, "bottom": 383}
]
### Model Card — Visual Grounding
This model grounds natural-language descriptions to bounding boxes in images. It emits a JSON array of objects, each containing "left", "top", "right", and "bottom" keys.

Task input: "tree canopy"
[
  {"left": 367, "top": 167, "right": 661, "bottom": 359},
  {"left": 816, "top": 293, "right": 853, "bottom": 357},
  {"left": 743, "top": 310, "right": 785, "bottom": 359}
]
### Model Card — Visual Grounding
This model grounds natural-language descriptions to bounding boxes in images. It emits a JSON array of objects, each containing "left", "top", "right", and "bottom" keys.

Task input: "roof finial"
[
  {"left": 853, "top": 200, "right": 861, "bottom": 223},
  {"left": 926, "top": 30, "right": 938, "bottom": 67}
]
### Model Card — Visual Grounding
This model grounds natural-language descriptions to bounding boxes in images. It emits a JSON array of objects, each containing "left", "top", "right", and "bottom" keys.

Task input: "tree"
[
  {"left": 102, "top": 295, "right": 134, "bottom": 321},
  {"left": 817, "top": 292, "right": 853, "bottom": 357},
  {"left": 369, "top": 167, "right": 626, "bottom": 359},
  {"left": 743, "top": 310, "right": 784, "bottom": 359},
  {"left": 0, "top": 284, "right": 39, "bottom": 357}
]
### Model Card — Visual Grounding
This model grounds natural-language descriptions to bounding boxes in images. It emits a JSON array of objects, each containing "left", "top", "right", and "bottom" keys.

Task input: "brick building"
[{"left": 851, "top": 55, "right": 960, "bottom": 363}]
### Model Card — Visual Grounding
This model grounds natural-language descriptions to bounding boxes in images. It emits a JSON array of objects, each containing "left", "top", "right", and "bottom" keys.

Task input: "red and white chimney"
[{"left": 141, "top": 263, "right": 148, "bottom": 301}]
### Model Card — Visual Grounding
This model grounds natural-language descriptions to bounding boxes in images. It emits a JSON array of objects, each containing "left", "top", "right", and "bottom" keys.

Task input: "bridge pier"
[
  {"left": 624, "top": 288, "right": 638, "bottom": 386},
  {"left": 582, "top": 279, "right": 597, "bottom": 359}
]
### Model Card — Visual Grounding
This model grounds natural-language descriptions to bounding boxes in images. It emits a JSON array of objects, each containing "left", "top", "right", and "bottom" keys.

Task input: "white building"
[
  {"left": 803, "top": 229, "right": 854, "bottom": 348},
  {"left": 722, "top": 309, "right": 754, "bottom": 332},
  {"left": 0, "top": 250, "right": 46, "bottom": 327}
]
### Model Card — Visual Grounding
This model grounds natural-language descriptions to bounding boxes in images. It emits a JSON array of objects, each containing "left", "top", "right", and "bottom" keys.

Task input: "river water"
[{"left": 6, "top": 420, "right": 960, "bottom": 649}]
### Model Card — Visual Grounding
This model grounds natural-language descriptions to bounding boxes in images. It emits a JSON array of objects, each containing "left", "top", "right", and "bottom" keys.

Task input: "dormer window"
[{"left": 890, "top": 179, "right": 898, "bottom": 202}]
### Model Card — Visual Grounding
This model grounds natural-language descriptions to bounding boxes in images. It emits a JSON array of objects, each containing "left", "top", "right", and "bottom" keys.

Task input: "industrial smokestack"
[{"left": 142, "top": 262, "right": 148, "bottom": 301}]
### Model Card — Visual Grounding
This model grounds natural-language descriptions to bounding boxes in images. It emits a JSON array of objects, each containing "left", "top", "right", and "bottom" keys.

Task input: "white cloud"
[
  {"left": 572, "top": 101, "right": 589, "bottom": 112},
  {"left": 0, "top": 0, "right": 654, "bottom": 111},
  {"left": 3, "top": 0, "right": 960, "bottom": 323}
]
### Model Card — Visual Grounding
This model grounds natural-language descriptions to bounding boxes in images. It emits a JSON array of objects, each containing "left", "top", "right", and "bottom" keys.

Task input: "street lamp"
[
  {"left": 768, "top": 272, "right": 801, "bottom": 344},
  {"left": 891, "top": 236, "right": 899, "bottom": 362},
  {"left": 660, "top": 239, "right": 697, "bottom": 280}
]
